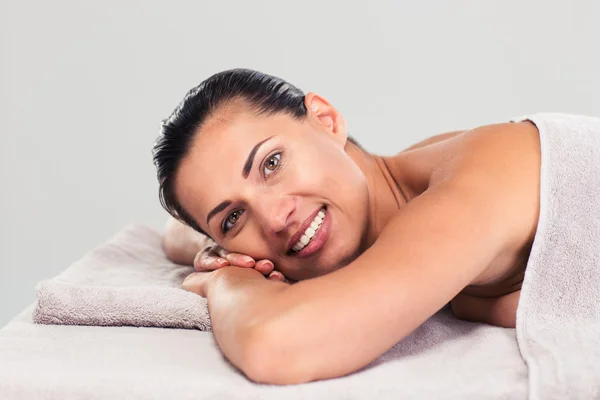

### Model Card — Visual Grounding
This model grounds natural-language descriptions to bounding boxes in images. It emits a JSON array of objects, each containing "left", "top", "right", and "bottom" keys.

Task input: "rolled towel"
[
  {"left": 35, "top": 280, "right": 211, "bottom": 330},
  {"left": 33, "top": 223, "right": 212, "bottom": 331}
]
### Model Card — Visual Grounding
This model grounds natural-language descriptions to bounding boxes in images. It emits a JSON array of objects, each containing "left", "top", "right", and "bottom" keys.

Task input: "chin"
[{"left": 284, "top": 224, "right": 364, "bottom": 281}]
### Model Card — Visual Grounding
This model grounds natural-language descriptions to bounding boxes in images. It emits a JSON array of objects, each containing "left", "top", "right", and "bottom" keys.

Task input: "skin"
[{"left": 167, "top": 93, "right": 541, "bottom": 384}]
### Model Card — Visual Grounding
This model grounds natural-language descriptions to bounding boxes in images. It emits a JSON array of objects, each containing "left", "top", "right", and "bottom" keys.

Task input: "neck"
[{"left": 344, "top": 141, "right": 411, "bottom": 252}]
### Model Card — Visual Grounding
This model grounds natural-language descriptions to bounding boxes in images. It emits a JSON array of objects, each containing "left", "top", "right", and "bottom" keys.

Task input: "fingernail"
[
  {"left": 242, "top": 256, "right": 254, "bottom": 263},
  {"left": 217, "top": 258, "right": 228, "bottom": 267},
  {"left": 265, "top": 261, "right": 274, "bottom": 268}
]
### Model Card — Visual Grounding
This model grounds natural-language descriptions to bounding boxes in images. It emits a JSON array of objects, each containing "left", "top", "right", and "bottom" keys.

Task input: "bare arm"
[
  {"left": 190, "top": 123, "right": 537, "bottom": 384},
  {"left": 201, "top": 179, "right": 507, "bottom": 384},
  {"left": 192, "top": 268, "right": 288, "bottom": 374}
]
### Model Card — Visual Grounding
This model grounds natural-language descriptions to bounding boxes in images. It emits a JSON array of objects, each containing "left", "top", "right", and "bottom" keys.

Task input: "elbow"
[
  {"left": 161, "top": 217, "right": 195, "bottom": 265},
  {"left": 161, "top": 230, "right": 182, "bottom": 264},
  {"left": 161, "top": 218, "right": 179, "bottom": 261},
  {"left": 239, "top": 322, "right": 315, "bottom": 385}
]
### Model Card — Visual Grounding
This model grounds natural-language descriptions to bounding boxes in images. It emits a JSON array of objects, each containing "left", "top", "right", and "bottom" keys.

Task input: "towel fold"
[
  {"left": 33, "top": 224, "right": 212, "bottom": 331},
  {"left": 35, "top": 281, "right": 211, "bottom": 330}
]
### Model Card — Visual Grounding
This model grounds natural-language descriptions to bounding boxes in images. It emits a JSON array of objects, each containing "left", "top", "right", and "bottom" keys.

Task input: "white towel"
[{"left": 512, "top": 113, "right": 600, "bottom": 400}]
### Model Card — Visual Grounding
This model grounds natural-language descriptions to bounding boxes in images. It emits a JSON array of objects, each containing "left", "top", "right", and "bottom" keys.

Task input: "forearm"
[
  {"left": 207, "top": 267, "right": 288, "bottom": 375},
  {"left": 205, "top": 265, "right": 389, "bottom": 385}
]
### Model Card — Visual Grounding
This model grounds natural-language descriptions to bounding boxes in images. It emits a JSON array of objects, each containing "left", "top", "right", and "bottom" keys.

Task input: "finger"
[
  {"left": 209, "top": 245, "right": 255, "bottom": 267},
  {"left": 223, "top": 253, "right": 255, "bottom": 268},
  {"left": 194, "top": 246, "right": 218, "bottom": 271},
  {"left": 267, "top": 271, "right": 285, "bottom": 282},
  {"left": 255, "top": 260, "right": 275, "bottom": 275},
  {"left": 212, "top": 246, "right": 230, "bottom": 258},
  {"left": 194, "top": 249, "right": 228, "bottom": 272}
]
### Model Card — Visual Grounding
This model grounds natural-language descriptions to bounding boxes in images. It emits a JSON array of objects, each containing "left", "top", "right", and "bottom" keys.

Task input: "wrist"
[{"left": 207, "top": 266, "right": 263, "bottom": 296}]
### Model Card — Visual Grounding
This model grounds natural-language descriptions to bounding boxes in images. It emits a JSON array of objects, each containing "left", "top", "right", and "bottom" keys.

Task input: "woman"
[{"left": 152, "top": 68, "right": 541, "bottom": 384}]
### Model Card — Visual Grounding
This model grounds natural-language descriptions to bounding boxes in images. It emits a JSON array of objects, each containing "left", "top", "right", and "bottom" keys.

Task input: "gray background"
[{"left": 1, "top": 0, "right": 599, "bottom": 327}]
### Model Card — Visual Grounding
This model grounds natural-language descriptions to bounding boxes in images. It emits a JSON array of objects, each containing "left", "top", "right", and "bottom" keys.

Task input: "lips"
[
  {"left": 287, "top": 206, "right": 325, "bottom": 254},
  {"left": 294, "top": 209, "right": 331, "bottom": 258}
]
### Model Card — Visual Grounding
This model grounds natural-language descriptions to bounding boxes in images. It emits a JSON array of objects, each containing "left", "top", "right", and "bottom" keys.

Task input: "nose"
[{"left": 253, "top": 193, "right": 296, "bottom": 236}]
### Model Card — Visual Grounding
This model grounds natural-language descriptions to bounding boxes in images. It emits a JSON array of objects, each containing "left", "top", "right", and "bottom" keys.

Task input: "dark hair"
[{"left": 152, "top": 68, "right": 362, "bottom": 236}]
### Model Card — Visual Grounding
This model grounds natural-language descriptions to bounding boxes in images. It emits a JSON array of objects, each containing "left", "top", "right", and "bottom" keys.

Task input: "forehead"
[{"left": 174, "top": 108, "right": 301, "bottom": 232}]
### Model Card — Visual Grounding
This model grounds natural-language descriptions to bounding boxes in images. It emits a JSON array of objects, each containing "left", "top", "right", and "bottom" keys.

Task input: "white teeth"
[{"left": 292, "top": 208, "right": 327, "bottom": 253}]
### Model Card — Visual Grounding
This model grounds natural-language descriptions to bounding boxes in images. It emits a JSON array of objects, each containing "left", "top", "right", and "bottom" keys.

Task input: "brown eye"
[
  {"left": 263, "top": 152, "right": 281, "bottom": 177},
  {"left": 222, "top": 209, "right": 244, "bottom": 233}
]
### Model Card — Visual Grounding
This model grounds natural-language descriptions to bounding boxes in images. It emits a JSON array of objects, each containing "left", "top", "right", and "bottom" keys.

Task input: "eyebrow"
[
  {"left": 242, "top": 136, "right": 274, "bottom": 178},
  {"left": 206, "top": 200, "right": 232, "bottom": 226},
  {"left": 205, "top": 136, "right": 275, "bottom": 227}
]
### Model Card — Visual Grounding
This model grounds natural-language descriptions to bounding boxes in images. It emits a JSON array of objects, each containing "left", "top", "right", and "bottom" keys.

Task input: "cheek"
[
  {"left": 322, "top": 160, "right": 369, "bottom": 209},
  {"left": 220, "top": 225, "right": 272, "bottom": 260},
  {"left": 292, "top": 147, "right": 366, "bottom": 194}
]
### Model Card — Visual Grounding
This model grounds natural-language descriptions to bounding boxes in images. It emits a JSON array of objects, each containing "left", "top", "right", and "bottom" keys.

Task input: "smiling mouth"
[{"left": 288, "top": 206, "right": 327, "bottom": 255}]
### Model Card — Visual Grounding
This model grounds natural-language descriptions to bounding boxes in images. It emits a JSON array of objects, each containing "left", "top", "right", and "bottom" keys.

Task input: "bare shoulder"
[
  {"left": 392, "top": 121, "right": 541, "bottom": 245},
  {"left": 432, "top": 121, "right": 540, "bottom": 182},
  {"left": 431, "top": 121, "right": 541, "bottom": 247},
  {"left": 341, "top": 121, "right": 542, "bottom": 322},
  {"left": 388, "top": 121, "right": 540, "bottom": 244},
  {"left": 385, "top": 120, "right": 541, "bottom": 286}
]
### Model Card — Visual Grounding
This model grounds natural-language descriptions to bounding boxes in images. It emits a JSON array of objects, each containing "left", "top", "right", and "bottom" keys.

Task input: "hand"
[
  {"left": 194, "top": 245, "right": 287, "bottom": 282},
  {"left": 182, "top": 267, "right": 289, "bottom": 298}
]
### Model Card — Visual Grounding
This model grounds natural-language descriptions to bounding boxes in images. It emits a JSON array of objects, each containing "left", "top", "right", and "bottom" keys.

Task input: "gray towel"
[
  {"left": 33, "top": 224, "right": 211, "bottom": 331},
  {"left": 511, "top": 113, "right": 600, "bottom": 400}
]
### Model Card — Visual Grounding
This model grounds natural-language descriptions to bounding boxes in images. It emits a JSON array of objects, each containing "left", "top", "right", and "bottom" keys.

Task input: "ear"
[{"left": 304, "top": 92, "right": 348, "bottom": 147}]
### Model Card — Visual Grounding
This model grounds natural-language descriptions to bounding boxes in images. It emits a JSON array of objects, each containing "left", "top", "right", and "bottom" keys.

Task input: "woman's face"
[{"left": 175, "top": 95, "right": 371, "bottom": 280}]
